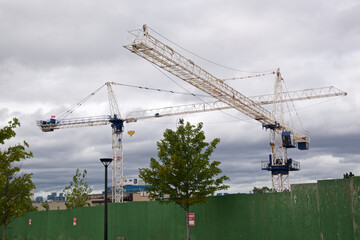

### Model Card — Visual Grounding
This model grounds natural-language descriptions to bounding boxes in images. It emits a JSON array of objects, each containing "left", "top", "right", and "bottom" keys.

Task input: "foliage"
[
  {"left": 62, "top": 168, "right": 92, "bottom": 209},
  {"left": 0, "top": 118, "right": 36, "bottom": 240},
  {"left": 251, "top": 186, "right": 272, "bottom": 194},
  {"left": 41, "top": 201, "right": 50, "bottom": 211},
  {"left": 139, "top": 119, "right": 229, "bottom": 240},
  {"left": 343, "top": 172, "right": 355, "bottom": 179}
]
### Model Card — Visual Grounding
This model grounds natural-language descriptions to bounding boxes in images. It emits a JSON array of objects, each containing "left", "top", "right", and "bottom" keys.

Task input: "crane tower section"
[
  {"left": 262, "top": 70, "right": 302, "bottom": 191},
  {"left": 106, "top": 82, "right": 124, "bottom": 203}
]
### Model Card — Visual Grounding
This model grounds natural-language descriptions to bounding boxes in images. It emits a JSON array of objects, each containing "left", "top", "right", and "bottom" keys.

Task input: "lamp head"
[{"left": 100, "top": 158, "right": 112, "bottom": 167}]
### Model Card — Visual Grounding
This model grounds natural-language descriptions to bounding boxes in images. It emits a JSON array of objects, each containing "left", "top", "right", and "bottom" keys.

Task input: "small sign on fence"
[
  {"left": 188, "top": 213, "right": 195, "bottom": 226},
  {"left": 73, "top": 217, "right": 77, "bottom": 226},
  {"left": 29, "top": 219, "right": 32, "bottom": 226}
]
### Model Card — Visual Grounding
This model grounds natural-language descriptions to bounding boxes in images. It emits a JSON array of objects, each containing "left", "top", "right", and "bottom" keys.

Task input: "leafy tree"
[
  {"left": 251, "top": 186, "right": 272, "bottom": 194},
  {"left": 139, "top": 119, "right": 229, "bottom": 240},
  {"left": 62, "top": 168, "right": 92, "bottom": 209},
  {"left": 41, "top": 201, "right": 50, "bottom": 211},
  {"left": 0, "top": 118, "right": 36, "bottom": 240},
  {"left": 343, "top": 172, "right": 355, "bottom": 179}
]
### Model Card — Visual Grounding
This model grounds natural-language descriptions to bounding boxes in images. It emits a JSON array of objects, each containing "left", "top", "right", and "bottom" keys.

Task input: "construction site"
[
  {"left": 36, "top": 25, "right": 347, "bottom": 202},
  {"left": 1, "top": 22, "right": 357, "bottom": 240}
]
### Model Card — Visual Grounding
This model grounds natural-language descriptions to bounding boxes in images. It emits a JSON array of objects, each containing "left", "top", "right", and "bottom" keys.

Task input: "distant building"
[
  {"left": 34, "top": 196, "right": 43, "bottom": 203},
  {"left": 34, "top": 178, "right": 150, "bottom": 209},
  {"left": 124, "top": 177, "right": 145, "bottom": 185},
  {"left": 46, "top": 192, "right": 65, "bottom": 202},
  {"left": 93, "top": 177, "right": 151, "bottom": 205},
  {"left": 47, "top": 192, "right": 55, "bottom": 201},
  {"left": 54, "top": 193, "right": 65, "bottom": 202}
]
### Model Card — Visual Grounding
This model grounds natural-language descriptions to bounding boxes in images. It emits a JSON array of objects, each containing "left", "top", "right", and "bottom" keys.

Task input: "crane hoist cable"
[
  {"left": 56, "top": 84, "right": 106, "bottom": 120},
  {"left": 53, "top": 80, "right": 221, "bottom": 121},
  {"left": 147, "top": 26, "right": 277, "bottom": 74},
  {"left": 222, "top": 72, "right": 276, "bottom": 81},
  {"left": 282, "top": 80, "right": 305, "bottom": 133},
  {"left": 110, "top": 81, "right": 212, "bottom": 98}
]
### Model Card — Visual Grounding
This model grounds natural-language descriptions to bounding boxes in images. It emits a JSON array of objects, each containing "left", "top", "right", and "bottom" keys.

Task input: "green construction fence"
[{"left": 2, "top": 177, "right": 360, "bottom": 240}]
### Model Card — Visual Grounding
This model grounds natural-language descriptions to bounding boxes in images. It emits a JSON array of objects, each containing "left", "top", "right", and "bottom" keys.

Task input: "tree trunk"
[
  {"left": 185, "top": 208, "right": 190, "bottom": 240},
  {"left": 2, "top": 224, "right": 6, "bottom": 240}
]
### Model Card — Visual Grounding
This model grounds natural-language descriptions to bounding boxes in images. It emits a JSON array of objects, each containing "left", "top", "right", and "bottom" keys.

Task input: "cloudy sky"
[{"left": 1, "top": 0, "right": 359, "bottom": 198}]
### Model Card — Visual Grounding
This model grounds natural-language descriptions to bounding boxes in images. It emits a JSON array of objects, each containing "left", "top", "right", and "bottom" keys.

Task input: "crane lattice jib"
[
  {"left": 253, "top": 86, "right": 347, "bottom": 105},
  {"left": 125, "top": 86, "right": 346, "bottom": 122},
  {"left": 124, "top": 29, "right": 307, "bottom": 141},
  {"left": 36, "top": 116, "right": 111, "bottom": 132}
]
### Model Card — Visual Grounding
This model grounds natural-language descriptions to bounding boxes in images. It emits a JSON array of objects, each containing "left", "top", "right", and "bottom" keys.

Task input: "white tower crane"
[
  {"left": 37, "top": 82, "right": 346, "bottom": 200},
  {"left": 106, "top": 82, "right": 124, "bottom": 203},
  {"left": 37, "top": 27, "right": 346, "bottom": 198},
  {"left": 38, "top": 82, "right": 125, "bottom": 202},
  {"left": 123, "top": 25, "right": 347, "bottom": 192}
]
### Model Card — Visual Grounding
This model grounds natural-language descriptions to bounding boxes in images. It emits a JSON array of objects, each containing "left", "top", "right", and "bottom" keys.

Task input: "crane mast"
[
  {"left": 106, "top": 82, "right": 124, "bottom": 203},
  {"left": 268, "top": 70, "right": 292, "bottom": 191}
]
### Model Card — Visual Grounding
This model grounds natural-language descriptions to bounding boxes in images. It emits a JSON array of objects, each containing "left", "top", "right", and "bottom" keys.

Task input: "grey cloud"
[{"left": 1, "top": 0, "right": 359, "bottom": 196}]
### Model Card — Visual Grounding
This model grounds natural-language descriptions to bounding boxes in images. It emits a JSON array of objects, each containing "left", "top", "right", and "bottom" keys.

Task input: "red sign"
[
  {"left": 188, "top": 213, "right": 195, "bottom": 226},
  {"left": 29, "top": 219, "right": 32, "bottom": 226},
  {"left": 73, "top": 217, "right": 77, "bottom": 226}
]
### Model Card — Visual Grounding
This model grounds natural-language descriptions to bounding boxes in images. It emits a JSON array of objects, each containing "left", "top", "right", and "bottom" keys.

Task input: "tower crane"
[
  {"left": 38, "top": 82, "right": 125, "bottom": 202},
  {"left": 123, "top": 25, "right": 347, "bottom": 191},
  {"left": 37, "top": 80, "right": 346, "bottom": 202},
  {"left": 37, "top": 27, "right": 346, "bottom": 198}
]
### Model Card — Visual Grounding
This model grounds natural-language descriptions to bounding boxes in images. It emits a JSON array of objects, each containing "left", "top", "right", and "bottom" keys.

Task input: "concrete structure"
[
  {"left": 89, "top": 191, "right": 149, "bottom": 206},
  {"left": 33, "top": 201, "right": 67, "bottom": 211}
]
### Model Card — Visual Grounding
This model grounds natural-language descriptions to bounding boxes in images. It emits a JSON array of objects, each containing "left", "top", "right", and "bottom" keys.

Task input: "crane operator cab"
[
  {"left": 110, "top": 115, "right": 124, "bottom": 133},
  {"left": 282, "top": 131, "right": 296, "bottom": 148},
  {"left": 282, "top": 131, "right": 309, "bottom": 150},
  {"left": 36, "top": 116, "right": 57, "bottom": 132}
]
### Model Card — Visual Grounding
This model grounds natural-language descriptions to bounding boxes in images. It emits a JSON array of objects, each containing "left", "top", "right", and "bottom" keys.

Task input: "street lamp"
[{"left": 100, "top": 158, "right": 112, "bottom": 240}]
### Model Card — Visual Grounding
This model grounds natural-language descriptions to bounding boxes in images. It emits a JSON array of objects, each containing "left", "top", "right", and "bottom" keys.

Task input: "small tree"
[
  {"left": 0, "top": 118, "right": 36, "bottom": 240},
  {"left": 63, "top": 168, "right": 92, "bottom": 209},
  {"left": 139, "top": 119, "right": 229, "bottom": 240},
  {"left": 251, "top": 186, "right": 272, "bottom": 194},
  {"left": 343, "top": 172, "right": 355, "bottom": 179},
  {"left": 41, "top": 201, "right": 50, "bottom": 211}
]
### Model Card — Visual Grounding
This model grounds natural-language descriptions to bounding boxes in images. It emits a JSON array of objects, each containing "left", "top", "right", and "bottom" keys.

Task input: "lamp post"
[{"left": 100, "top": 158, "right": 112, "bottom": 240}]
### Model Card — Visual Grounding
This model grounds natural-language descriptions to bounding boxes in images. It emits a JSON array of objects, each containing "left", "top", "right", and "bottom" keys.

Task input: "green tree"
[
  {"left": 343, "top": 172, "right": 355, "bottom": 179},
  {"left": 251, "top": 186, "right": 272, "bottom": 194},
  {"left": 63, "top": 168, "right": 92, "bottom": 209},
  {"left": 0, "top": 118, "right": 36, "bottom": 240},
  {"left": 139, "top": 119, "right": 229, "bottom": 240},
  {"left": 41, "top": 201, "right": 50, "bottom": 211}
]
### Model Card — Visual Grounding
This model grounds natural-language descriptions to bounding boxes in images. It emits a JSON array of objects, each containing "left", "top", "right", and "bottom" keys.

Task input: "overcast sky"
[{"left": 1, "top": 0, "right": 359, "bottom": 198}]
